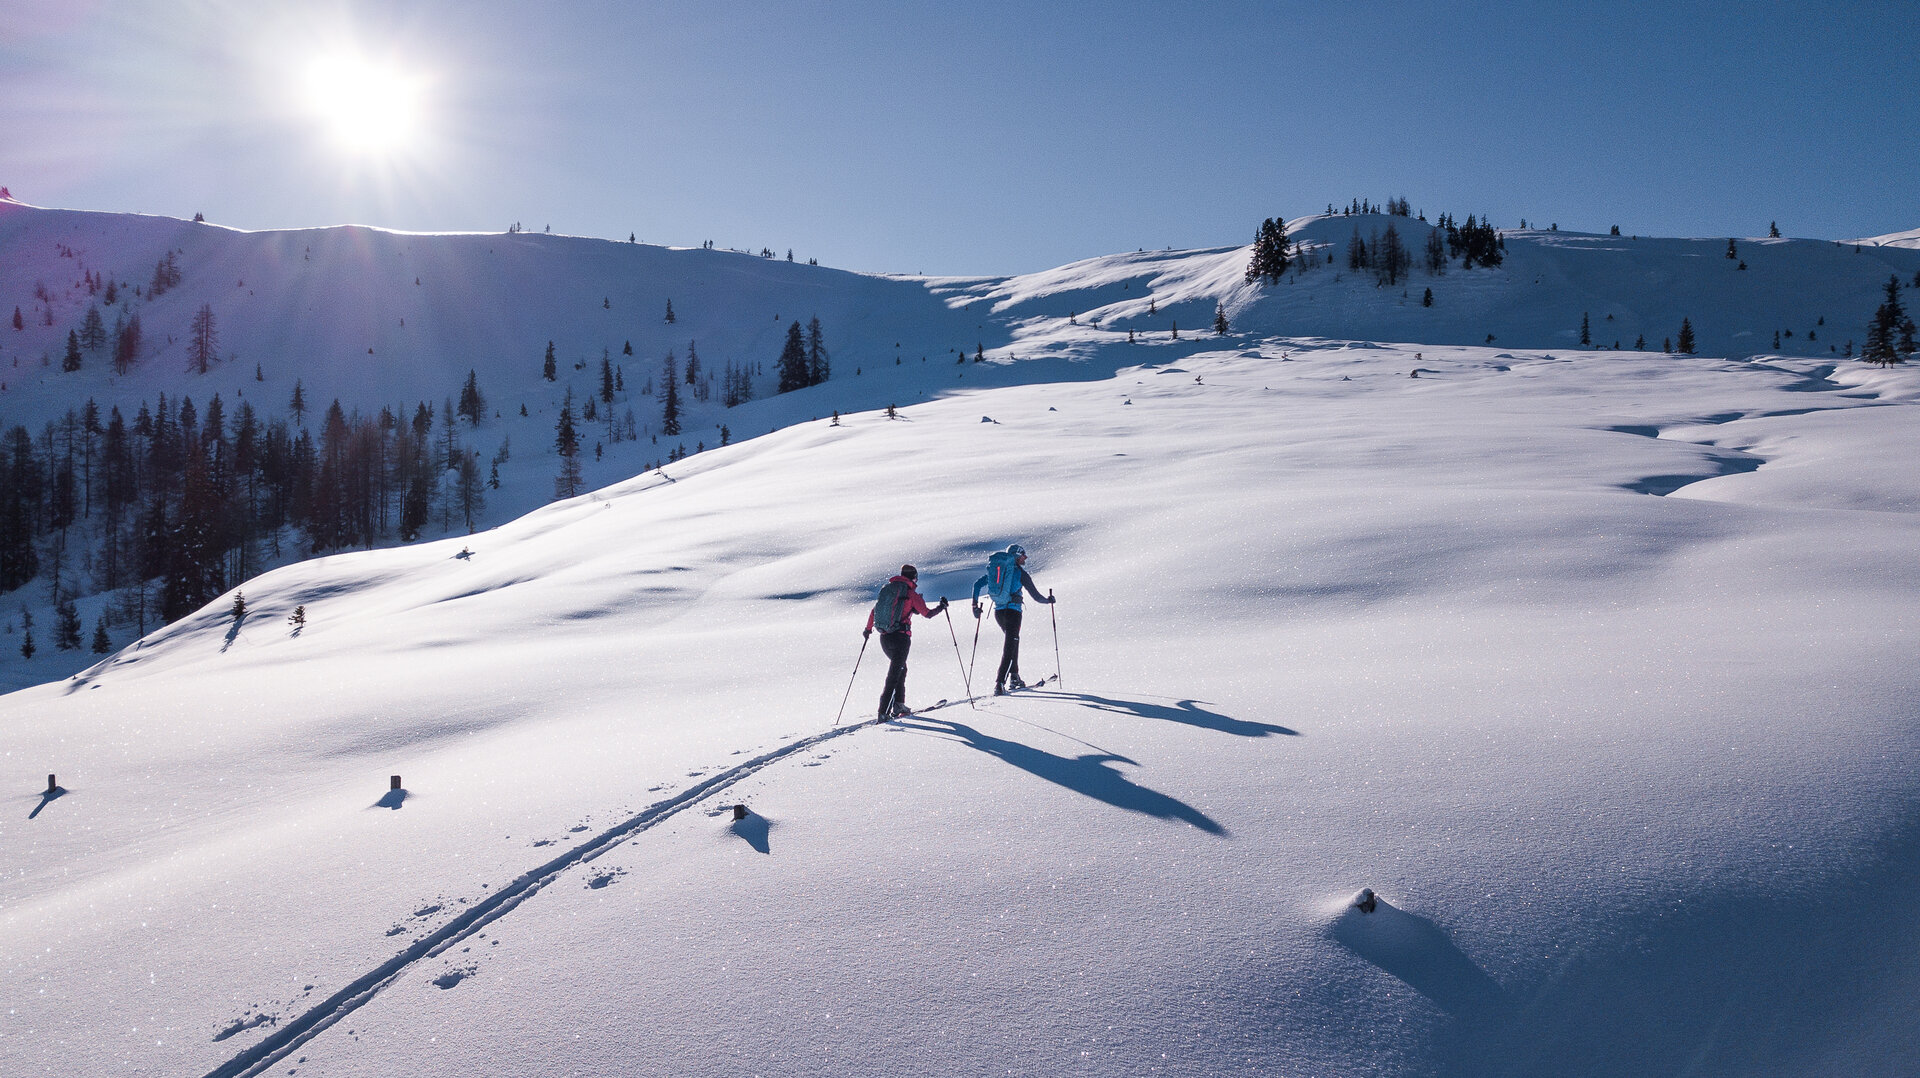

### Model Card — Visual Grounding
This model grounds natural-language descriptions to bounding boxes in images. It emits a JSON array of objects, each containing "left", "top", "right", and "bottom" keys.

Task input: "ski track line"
[{"left": 200, "top": 717, "right": 877, "bottom": 1078}]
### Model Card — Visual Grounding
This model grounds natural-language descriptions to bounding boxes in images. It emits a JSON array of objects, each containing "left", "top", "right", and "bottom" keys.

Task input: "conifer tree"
[
  {"left": 186, "top": 303, "right": 218, "bottom": 373},
  {"left": 806, "top": 316, "right": 830, "bottom": 386},
  {"left": 1769, "top": 221, "right": 1781, "bottom": 238},
  {"left": 1677, "top": 318, "right": 1696, "bottom": 354},
  {"left": 1244, "top": 217, "right": 1292, "bottom": 285},
  {"left": 1580, "top": 313, "right": 1591, "bottom": 346},
  {"left": 553, "top": 389, "right": 583, "bottom": 499},
  {"left": 63, "top": 330, "right": 82, "bottom": 372},
  {"left": 55, "top": 598, "right": 82, "bottom": 650},
  {"left": 777, "top": 320, "right": 809, "bottom": 393},
  {"left": 1424, "top": 227, "right": 1447, "bottom": 275},
  {"left": 665, "top": 299, "right": 676, "bottom": 323},
  {"left": 91, "top": 618, "right": 111, "bottom": 654},
  {"left": 1374, "top": 223, "right": 1411, "bottom": 285},
  {"left": 81, "top": 305, "right": 106, "bottom": 351},
  {"left": 112, "top": 313, "right": 143, "bottom": 374},
  {"left": 457, "top": 370, "right": 486, "bottom": 426},
  {"left": 1213, "top": 302, "right": 1230, "bottom": 335},
  {"left": 660, "top": 354, "right": 682, "bottom": 436},
  {"left": 1861, "top": 275, "right": 1908, "bottom": 366},
  {"left": 542, "top": 341, "right": 557, "bottom": 381}
]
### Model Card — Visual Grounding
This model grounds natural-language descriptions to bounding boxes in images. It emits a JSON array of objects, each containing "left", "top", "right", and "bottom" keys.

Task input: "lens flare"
[{"left": 303, "top": 52, "right": 424, "bottom": 155}]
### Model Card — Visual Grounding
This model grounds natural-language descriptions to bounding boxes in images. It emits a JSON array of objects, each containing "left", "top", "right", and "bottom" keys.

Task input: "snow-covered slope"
[
  {"left": 1851, "top": 226, "right": 1920, "bottom": 249},
  {"left": 6, "top": 328, "right": 1920, "bottom": 1076}
]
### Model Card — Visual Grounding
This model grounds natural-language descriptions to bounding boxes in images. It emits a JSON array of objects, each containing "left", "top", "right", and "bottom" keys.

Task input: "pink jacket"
[{"left": 866, "top": 575, "right": 937, "bottom": 635}]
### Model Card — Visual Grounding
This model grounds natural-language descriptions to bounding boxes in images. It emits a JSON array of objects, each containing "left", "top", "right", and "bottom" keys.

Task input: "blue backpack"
[{"left": 984, "top": 551, "right": 1023, "bottom": 606}]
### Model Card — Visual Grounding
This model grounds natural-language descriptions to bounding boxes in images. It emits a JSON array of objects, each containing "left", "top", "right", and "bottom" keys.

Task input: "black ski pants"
[
  {"left": 994, "top": 608, "right": 1023, "bottom": 687},
  {"left": 878, "top": 631, "right": 912, "bottom": 716}
]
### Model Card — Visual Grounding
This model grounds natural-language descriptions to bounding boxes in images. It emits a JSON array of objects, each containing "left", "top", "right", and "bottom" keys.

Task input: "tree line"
[{"left": 0, "top": 377, "right": 497, "bottom": 633}]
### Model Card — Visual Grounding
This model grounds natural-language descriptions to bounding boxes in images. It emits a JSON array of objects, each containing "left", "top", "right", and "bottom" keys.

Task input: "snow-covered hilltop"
[{"left": 4, "top": 199, "right": 1920, "bottom": 1076}]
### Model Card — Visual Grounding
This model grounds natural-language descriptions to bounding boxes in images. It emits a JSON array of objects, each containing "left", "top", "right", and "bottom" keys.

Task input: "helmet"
[{"left": 1005, "top": 544, "right": 1026, "bottom": 557}]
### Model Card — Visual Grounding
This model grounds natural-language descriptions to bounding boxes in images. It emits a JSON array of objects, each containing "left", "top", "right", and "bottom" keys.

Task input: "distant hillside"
[{"left": 0, "top": 197, "right": 1915, "bottom": 686}]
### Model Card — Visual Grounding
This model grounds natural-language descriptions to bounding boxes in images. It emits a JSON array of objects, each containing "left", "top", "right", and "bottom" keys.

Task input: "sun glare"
[{"left": 303, "top": 52, "right": 424, "bottom": 155}]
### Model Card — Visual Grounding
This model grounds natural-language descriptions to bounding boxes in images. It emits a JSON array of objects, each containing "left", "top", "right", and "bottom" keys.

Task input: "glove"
[
  {"left": 935, "top": 599, "right": 949, "bottom": 614},
  {"left": 863, "top": 628, "right": 872, "bottom": 639},
  {"left": 1044, "top": 594, "right": 1056, "bottom": 604},
  {"left": 972, "top": 602, "right": 982, "bottom": 618}
]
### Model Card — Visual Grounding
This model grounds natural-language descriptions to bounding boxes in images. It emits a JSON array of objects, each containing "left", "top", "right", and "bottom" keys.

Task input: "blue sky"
[{"left": 3, "top": 0, "right": 1915, "bottom": 275}]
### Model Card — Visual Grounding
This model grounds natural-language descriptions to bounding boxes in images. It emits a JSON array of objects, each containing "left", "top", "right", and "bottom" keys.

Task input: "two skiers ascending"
[
  {"left": 973, "top": 543, "right": 1054, "bottom": 695},
  {"left": 865, "top": 564, "right": 948, "bottom": 720}
]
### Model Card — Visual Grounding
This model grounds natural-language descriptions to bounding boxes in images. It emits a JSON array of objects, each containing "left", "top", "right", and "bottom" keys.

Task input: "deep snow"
[{"left": 3, "top": 201, "right": 1920, "bottom": 1076}]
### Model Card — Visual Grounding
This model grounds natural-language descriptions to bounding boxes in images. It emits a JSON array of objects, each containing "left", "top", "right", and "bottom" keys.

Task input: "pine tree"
[
  {"left": 542, "top": 341, "right": 557, "bottom": 381},
  {"left": 599, "top": 356, "right": 616, "bottom": 404},
  {"left": 1580, "top": 313, "right": 1591, "bottom": 346},
  {"left": 112, "top": 313, "right": 143, "bottom": 374},
  {"left": 81, "top": 305, "right": 106, "bottom": 351},
  {"left": 91, "top": 618, "right": 111, "bottom": 654},
  {"left": 806, "top": 316, "right": 830, "bottom": 386},
  {"left": 1213, "top": 302, "right": 1230, "bottom": 335},
  {"left": 777, "top": 320, "right": 809, "bottom": 393},
  {"left": 186, "top": 303, "right": 218, "bottom": 373},
  {"left": 288, "top": 605, "right": 306, "bottom": 630},
  {"left": 63, "top": 330, "right": 83, "bottom": 372},
  {"left": 289, "top": 379, "right": 307, "bottom": 425},
  {"left": 553, "top": 389, "right": 583, "bottom": 499},
  {"left": 660, "top": 354, "right": 682, "bottom": 436},
  {"left": 1244, "top": 217, "right": 1292, "bottom": 285},
  {"left": 1726, "top": 239, "right": 1738, "bottom": 260},
  {"left": 1422, "top": 287, "right": 1433, "bottom": 307},
  {"left": 231, "top": 592, "right": 247, "bottom": 621},
  {"left": 1676, "top": 318, "right": 1696, "bottom": 354},
  {"left": 664, "top": 299, "right": 676, "bottom": 323},
  {"left": 1375, "top": 223, "right": 1410, "bottom": 285},
  {"left": 1424, "top": 227, "right": 1447, "bottom": 275},
  {"left": 1861, "top": 275, "right": 1908, "bottom": 366},
  {"left": 457, "top": 370, "right": 486, "bottom": 426},
  {"left": 55, "top": 598, "right": 82, "bottom": 650}
]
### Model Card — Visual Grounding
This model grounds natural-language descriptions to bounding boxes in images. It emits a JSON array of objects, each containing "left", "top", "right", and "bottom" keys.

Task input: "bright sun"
[{"left": 303, "top": 52, "right": 424, "bottom": 155}]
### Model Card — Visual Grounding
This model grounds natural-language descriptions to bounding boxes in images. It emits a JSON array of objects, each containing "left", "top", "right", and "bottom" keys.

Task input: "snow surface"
[{"left": 3, "top": 202, "right": 1920, "bottom": 1076}]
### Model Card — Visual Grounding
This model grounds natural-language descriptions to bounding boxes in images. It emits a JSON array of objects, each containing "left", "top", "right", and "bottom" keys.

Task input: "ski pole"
[
  {"left": 968, "top": 605, "right": 982, "bottom": 686},
  {"left": 834, "top": 633, "right": 870, "bottom": 726},
  {"left": 1049, "top": 590, "right": 1062, "bottom": 689},
  {"left": 944, "top": 605, "right": 975, "bottom": 707}
]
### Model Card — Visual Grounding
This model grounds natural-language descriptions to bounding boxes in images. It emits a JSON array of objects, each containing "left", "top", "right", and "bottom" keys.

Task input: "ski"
[
  {"left": 988, "top": 674, "right": 1057, "bottom": 698},
  {"left": 870, "top": 695, "right": 981, "bottom": 725}
]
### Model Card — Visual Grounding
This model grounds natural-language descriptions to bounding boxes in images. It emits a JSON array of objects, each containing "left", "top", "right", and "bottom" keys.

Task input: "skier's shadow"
[
  {"left": 1039, "top": 691, "right": 1299, "bottom": 738},
  {"left": 896, "top": 716, "right": 1225, "bottom": 835}
]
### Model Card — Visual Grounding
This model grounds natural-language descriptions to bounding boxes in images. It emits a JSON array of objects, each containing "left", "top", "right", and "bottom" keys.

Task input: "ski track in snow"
[{"left": 199, "top": 716, "right": 876, "bottom": 1078}]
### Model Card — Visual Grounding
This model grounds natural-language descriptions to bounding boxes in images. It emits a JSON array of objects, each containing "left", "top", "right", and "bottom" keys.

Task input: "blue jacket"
[{"left": 973, "top": 563, "right": 1049, "bottom": 611}]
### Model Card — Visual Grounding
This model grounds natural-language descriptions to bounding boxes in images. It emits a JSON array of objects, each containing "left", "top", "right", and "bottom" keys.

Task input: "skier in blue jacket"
[{"left": 971, "top": 543, "right": 1054, "bottom": 694}]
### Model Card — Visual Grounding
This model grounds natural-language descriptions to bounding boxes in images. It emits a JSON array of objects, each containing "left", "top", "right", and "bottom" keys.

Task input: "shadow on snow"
[{"left": 896, "top": 714, "right": 1226, "bottom": 835}]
